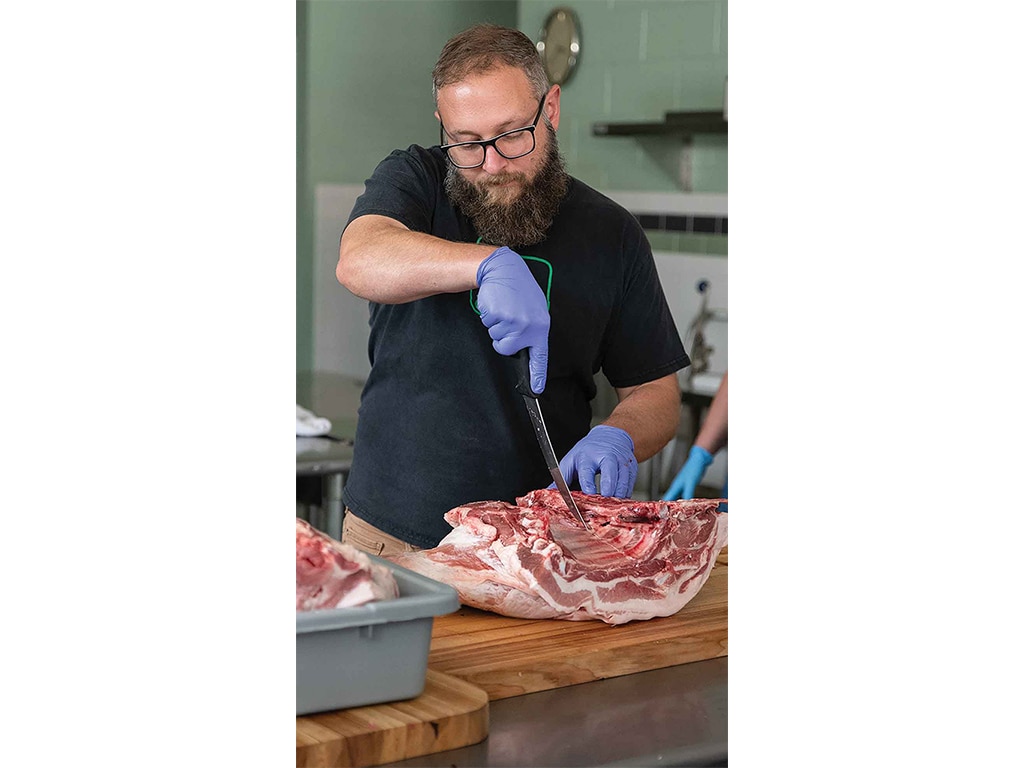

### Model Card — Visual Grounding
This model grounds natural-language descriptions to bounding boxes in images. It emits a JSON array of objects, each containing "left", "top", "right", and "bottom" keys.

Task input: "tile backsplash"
[
  {"left": 636, "top": 213, "right": 727, "bottom": 236},
  {"left": 603, "top": 190, "right": 728, "bottom": 256},
  {"left": 519, "top": 0, "right": 728, "bottom": 194}
]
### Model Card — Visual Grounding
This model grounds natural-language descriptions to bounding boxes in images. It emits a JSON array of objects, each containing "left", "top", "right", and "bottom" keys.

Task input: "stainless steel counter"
[{"left": 382, "top": 658, "right": 728, "bottom": 767}]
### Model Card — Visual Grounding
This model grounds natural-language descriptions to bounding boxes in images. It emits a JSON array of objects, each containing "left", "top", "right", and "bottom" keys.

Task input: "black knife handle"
[{"left": 513, "top": 348, "right": 538, "bottom": 398}]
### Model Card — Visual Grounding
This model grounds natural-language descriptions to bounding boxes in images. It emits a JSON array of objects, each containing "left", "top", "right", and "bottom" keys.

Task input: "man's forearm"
[
  {"left": 606, "top": 373, "right": 681, "bottom": 462},
  {"left": 337, "top": 214, "right": 494, "bottom": 303}
]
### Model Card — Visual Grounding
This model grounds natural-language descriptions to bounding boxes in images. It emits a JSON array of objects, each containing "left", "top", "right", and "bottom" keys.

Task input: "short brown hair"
[{"left": 432, "top": 24, "right": 549, "bottom": 103}]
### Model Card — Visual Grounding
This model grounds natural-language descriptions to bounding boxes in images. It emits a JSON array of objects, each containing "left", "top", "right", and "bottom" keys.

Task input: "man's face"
[
  {"left": 437, "top": 66, "right": 569, "bottom": 247},
  {"left": 436, "top": 66, "right": 559, "bottom": 203}
]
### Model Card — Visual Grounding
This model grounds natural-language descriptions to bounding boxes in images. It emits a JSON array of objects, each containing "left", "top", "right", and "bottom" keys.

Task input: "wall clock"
[{"left": 536, "top": 8, "right": 581, "bottom": 86}]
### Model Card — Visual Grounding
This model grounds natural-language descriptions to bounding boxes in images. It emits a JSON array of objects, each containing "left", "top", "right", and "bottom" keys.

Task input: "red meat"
[
  {"left": 296, "top": 519, "right": 399, "bottom": 611},
  {"left": 391, "top": 489, "right": 727, "bottom": 625}
]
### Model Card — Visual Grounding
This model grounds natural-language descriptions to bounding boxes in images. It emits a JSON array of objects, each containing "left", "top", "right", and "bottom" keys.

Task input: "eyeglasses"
[{"left": 439, "top": 93, "right": 547, "bottom": 169}]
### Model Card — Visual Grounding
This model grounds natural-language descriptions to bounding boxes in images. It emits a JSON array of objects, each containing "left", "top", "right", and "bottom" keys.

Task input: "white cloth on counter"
[{"left": 297, "top": 404, "right": 332, "bottom": 437}]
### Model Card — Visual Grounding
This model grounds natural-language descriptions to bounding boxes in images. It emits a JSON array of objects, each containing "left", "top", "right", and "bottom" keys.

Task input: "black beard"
[{"left": 444, "top": 125, "right": 570, "bottom": 249}]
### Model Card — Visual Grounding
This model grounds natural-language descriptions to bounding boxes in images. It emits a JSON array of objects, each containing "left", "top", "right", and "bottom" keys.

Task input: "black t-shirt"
[{"left": 341, "top": 145, "right": 689, "bottom": 547}]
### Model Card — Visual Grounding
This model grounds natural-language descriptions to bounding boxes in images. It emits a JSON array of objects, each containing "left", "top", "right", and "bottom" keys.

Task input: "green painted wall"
[
  {"left": 297, "top": 0, "right": 517, "bottom": 372},
  {"left": 518, "top": 0, "right": 727, "bottom": 193},
  {"left": 297, "top": 0, "right": 727, "bottom": 372},
  {"left": 297, "top": 0, "right": 310, "bottom": 373}
]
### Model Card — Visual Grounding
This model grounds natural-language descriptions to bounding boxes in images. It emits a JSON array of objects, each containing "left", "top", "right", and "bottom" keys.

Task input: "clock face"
[{"left": 538, "top": 8, "right": 580, "bottom": 86}]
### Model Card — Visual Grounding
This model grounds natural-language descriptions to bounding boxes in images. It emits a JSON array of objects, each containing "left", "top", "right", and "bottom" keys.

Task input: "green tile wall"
[
  {"left": 297, "top": 0, "right": 727, "bottom": 370},
  {"left": 296, "top": 0, "right": 517, "bottom": 371},
  {"left": 517, "top": 0, "right": 728, "bottom": 194},
  {"left": 645, "top": 230, "right": 727, "bottom": 255}
]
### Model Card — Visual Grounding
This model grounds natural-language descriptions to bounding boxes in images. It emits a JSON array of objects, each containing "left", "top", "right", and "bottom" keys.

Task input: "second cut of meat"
[{"left": 296, "top": 518, "right": 399, "bottom": 612}]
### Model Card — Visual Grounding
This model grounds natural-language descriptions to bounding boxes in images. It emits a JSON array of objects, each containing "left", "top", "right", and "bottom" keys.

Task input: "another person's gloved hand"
[
  {"left": 663, "top": 445, "right": 714, "bottom": 500},
  {"left": 554, "top": 425, "right": 638, "bottom": 498},
  {"left": 476, "top": 246, "right": 550, "bottom": 394}
]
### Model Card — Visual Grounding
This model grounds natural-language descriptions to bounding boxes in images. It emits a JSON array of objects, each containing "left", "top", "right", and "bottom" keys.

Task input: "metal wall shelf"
[{"left": 592, "top": 110, "right": 727, "bottom": 137}]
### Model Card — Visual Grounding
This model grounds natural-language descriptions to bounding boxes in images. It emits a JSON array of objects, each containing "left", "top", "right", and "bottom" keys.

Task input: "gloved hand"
[
  {"left": 476, "top": 246, "right": 550, "bottom": 394},
  {"left": 554, "top": 425, "right": 638, "bottom": 498},
  {"left": 663, "top": 445, "right": 714, "bottom": 500}
]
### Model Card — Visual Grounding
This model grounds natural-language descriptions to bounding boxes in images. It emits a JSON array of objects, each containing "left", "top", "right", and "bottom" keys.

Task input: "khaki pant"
[{"left": 341, "top": 509, "right": 422, "bottom": 558}]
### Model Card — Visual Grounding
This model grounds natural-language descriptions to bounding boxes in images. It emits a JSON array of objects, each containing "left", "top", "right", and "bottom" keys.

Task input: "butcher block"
[
  {"left": 295, "top": 669, "right": 489, "bottom": 767},
  {"left": 427, "top": 549, "right": 728, "bottom": 700},
  {"left": 294, "top": 550, "right": 726, "bottom": 766}
]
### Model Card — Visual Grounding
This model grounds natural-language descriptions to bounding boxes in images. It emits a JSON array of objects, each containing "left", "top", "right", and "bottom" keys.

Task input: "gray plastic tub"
[{"left": 296, "top": 556, "right": 460, "bottom": 715}]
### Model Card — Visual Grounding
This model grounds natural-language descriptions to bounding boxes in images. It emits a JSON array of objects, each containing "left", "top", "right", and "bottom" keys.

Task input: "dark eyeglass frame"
[{"left": 439, "top": 92, "right": 548, "bottom": 169}]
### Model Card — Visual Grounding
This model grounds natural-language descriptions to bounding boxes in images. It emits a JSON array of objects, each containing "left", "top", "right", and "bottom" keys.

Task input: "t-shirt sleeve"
[
  {"left": 600, "top": 222, "right": 690, "bottom": 388},
  {"left": 345, "top": 147, "right": 439, "bottom": 234}
]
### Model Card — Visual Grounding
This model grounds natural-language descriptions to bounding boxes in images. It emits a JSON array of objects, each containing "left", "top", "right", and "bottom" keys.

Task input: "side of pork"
[
  {"left": 296, "top": 518, "right": 399, "bottom": 611},
  {"left": 391, "top": 490, "right": 727, "bottom": 625}
]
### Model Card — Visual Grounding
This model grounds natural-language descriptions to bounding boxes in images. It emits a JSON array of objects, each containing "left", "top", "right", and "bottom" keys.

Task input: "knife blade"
[{"left": 514, "top": 349, "right": 590, "bottom": 530}]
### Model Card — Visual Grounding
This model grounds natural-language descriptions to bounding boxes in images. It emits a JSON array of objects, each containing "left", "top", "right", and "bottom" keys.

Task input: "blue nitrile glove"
[
  {"left": 476, "top": 246, "right": 550, "bottom": 394},
  {"left": 663, "top": 445, "right": 715, "bottom": 501},
  {"left": 554, "top": 425, "right": 638, "bottom": 498}
]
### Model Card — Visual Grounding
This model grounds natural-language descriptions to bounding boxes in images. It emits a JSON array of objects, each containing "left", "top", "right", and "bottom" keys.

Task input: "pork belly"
[{"left": 392, "top": 490, "right": 727, "bottom": 625}]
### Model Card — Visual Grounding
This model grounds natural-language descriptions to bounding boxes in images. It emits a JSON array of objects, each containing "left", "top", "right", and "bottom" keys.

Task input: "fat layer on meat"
[{"left": 391, "top": 489, "right": 727, "bottom": 625}]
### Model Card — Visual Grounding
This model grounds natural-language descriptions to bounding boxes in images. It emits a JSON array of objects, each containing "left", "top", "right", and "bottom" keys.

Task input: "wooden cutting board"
[
  {"left": 295, "top": 669, "right": 489, "bottom": 767},
  {"left": 428, "top": 550, "right": 727, "bottom": 700}
]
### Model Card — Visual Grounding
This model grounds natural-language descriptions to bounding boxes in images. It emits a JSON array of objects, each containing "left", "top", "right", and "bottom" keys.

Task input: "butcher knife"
[{"left": 513, "top": 349, "right": 591, "bottom": 530}]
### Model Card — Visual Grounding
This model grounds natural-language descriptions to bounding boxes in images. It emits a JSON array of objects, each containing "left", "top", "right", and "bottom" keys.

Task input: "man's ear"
[{"left": 545, "top": 85, "right": 561, "bottom": 131}]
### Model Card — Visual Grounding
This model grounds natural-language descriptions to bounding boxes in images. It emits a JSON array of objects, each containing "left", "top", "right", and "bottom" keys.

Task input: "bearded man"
[{"left": 336, "top": 24, "right": 690, "bottom": 553}]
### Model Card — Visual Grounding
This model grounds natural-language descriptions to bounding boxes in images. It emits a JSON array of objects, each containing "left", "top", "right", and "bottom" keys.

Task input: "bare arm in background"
[
  {"left": 337, "top": 214, "right": 494, "bottom": 303},
  {"left": 693, "top": 371, "right": 728, "bottom": 455},
  {"left": 661, "top": 371, "right": 727, "bottom": 501}
]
